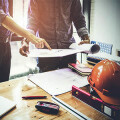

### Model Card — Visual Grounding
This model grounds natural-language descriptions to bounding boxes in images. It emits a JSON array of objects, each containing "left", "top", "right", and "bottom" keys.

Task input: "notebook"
[
  {"left": 68, "top": 63, "right": 92, "bottom": 76},
  {"left": 0, "top": 96, "right": 16, "bottom": 117}
]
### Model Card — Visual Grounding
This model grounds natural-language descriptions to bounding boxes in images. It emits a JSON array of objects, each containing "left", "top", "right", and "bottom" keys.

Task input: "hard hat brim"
[{"left": 93, "top": 87, "right": 120, "bottom": 105}]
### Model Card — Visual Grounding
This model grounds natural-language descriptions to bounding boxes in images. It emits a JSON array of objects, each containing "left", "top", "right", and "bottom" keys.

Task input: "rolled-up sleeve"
[
  {"left": 71, "top": 0, "right": 88, "bottom": 37},
  {"left": 0, "top": 8, "right": 7, "bottom": 26},
  {"left": 27, "top": 0, "right": 39, "bottom": 34}
]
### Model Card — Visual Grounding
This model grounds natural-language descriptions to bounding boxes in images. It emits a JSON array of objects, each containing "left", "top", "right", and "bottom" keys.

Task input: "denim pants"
[
  {"left": 0, "top": 42, "right": 11, "bottom": 82},
  {"left": 37, "top": 54, "right": 76, "bottom": 72}
]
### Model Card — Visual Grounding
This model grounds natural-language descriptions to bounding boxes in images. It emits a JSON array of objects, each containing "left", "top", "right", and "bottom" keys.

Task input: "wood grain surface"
[{"left": 0, "top": 77, "right": 111, "bottom": 120}]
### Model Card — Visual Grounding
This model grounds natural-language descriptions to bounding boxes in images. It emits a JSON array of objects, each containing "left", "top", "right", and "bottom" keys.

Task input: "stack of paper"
[{"left": 68, "top": 63, "right": 92, "bottom": 76}]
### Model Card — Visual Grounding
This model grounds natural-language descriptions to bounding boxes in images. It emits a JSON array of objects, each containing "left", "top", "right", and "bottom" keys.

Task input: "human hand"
[
  {"left": 78, "top": 39, "right": 90, "bottom": 45},
  {"left": 19, "top": 39, "right": 29, "bottom": 57},
  {"left": 79, "top": 34, "right": 90, "bottom": 45},
  {"left": 34, "top": 37, "right": 52, "bottom": 50},
  {"left": 28, "top": 35, "right": 52, "bottom": 50}
]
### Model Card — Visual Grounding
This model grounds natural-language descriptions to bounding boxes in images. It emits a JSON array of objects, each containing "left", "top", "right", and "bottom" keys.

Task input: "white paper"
[
  {"left": 28, "top": 43, "right": 100, "bottom": 57},
  {"left": 28, "top": 68, "right": 89, "bottom": 96},
  {"left": 28, "top": 49, "right": 80, "bottom": 57},
  {"left": 69, "top": 43, "right": 100, "bottom": 54},
  {"left": 0, "top": 96, "right": 16, "bottom": 117}
]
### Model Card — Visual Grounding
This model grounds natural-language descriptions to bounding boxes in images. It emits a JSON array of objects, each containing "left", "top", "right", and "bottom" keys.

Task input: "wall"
[{"left": 90, "top": 0, "right": 120, "bottom": 56}]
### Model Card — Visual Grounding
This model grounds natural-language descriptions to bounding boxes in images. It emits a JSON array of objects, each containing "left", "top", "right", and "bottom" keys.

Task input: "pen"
[{"left": 22, "top": 96, "right": 47, "bottom": 99}]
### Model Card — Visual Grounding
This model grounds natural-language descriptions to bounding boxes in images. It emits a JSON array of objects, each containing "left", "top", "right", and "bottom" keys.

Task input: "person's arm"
[
  {"left": 19, "top": 38, "right": 29, "bottom": 57},
  {"left": 27, "top": 0, "right": 39, "bottom": 35},
  {"left": 2, "top": 16, "right": 51, "bottom": 49},
  {"left": 71, "top": 0, "right": 90, "bottom": 44}
]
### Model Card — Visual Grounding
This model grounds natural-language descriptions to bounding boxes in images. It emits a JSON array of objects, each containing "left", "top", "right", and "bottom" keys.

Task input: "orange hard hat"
[{"left": 88, "top": 59, "right": 120, "bottom": 105}]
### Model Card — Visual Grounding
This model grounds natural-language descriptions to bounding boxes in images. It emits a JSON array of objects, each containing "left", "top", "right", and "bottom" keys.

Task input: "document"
[
  {"left": 28, "top": 68, "right": 89, "bottom": 96},
  {"left": 69, "top": 43, "right": 100, "bottom": 54},
  {"left": 0, "top": 96, "right": 16, "bottom": 117},
  {"left": 28, "top": 49, "right": 80, "bottom": 57},
  {"left": 28, "top": 43, "right": 100, "bottom": 57}
]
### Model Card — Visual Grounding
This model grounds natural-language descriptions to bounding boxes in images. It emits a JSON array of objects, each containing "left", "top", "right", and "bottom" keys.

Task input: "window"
[
  {"left": 13, "top": 0, "right": 29, "bottom": 27},
  {"left": 10, "top": 0, "right": 37, "bottom": 79}
]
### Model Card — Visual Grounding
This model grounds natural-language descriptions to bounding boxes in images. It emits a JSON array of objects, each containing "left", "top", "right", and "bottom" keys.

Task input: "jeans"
[
  {"left": 0, "top": 42, "right": 11, "bottom": 82},
  {"left": 37, "top": 54, "right": 76, "bottom": 72}
]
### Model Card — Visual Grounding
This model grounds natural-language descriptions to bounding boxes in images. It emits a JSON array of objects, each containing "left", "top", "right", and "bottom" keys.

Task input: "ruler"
[
  {"left": 52, "top": 95, "right": 91, "bottom": 120},
  {"left": 72, "top": 85, "right": 120, "bottom": 120}
]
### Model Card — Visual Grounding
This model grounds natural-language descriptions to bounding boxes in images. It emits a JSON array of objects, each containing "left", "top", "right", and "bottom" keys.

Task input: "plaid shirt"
[{"left": 27, "top": 0, "right": 88, "bottom": 49}]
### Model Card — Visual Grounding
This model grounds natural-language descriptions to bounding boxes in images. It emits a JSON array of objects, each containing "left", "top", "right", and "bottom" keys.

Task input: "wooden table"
[{"left": 0, "top": 76, "right": 111, "bottom": 120}]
